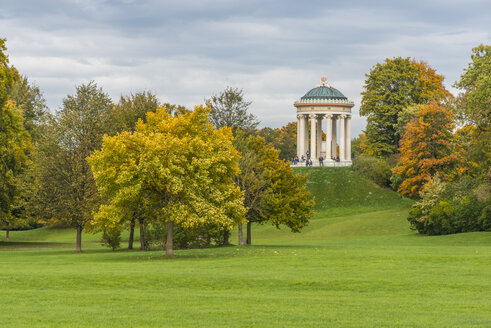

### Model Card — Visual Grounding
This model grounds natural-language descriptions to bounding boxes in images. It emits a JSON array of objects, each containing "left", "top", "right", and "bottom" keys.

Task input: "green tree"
[
  {"left": 206, "top": 87, "right": 258, "bottom": 133},
  {"left": 107, "top": 91, "right": 160, "bottom": 136},
  {"left": 454, "top": 44, "right": 490, "bottom": 178},
  {"left": 360, "top": 58, "right": 451, "bottom": 157},
  {"left": 454, "top": 44, "right": 490, "bottom": 132},
  {"left": 89, "top": 106, "right": 245, "bottom": 256},
  {"left": 32, "top": 82, "right": 113, "bottom": 252},
  {"left": 234, "top": 133, "right": 314, "bottom": 245}
]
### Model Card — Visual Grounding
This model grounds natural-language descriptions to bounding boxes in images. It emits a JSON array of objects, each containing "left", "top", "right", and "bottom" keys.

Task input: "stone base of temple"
[{"left": 290, "top": 160, "right": 352, "bottom": 168}]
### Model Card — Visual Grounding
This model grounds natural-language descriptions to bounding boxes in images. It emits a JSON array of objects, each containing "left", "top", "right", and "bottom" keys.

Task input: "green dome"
[{"left": 301, "top": 86, "right": 347, "bottom": 101}]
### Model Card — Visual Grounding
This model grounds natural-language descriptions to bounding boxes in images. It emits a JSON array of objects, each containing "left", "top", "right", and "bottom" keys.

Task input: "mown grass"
[{"left": 1, "top": 168, "right": 490, "bottom": 327}]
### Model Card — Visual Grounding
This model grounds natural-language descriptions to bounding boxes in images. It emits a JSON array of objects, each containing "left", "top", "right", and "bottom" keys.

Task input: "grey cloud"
[{"left": 1, "top": 0, "right": 490, "bottom": 137}]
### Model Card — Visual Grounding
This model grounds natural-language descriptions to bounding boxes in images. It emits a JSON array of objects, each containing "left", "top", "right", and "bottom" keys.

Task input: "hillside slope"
[{"left": 297, "top": 167, "right": 412, "bottom": 216}]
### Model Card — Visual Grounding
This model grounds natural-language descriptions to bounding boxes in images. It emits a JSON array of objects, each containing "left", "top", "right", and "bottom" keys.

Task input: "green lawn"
[{"left": 1, "top": 168, "right": 490, "bottom": 327}]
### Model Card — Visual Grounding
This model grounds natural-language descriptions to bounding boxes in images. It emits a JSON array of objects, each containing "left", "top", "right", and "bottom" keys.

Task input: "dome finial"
[{"left": 318, "top": 76, "right": 331, "bottom": 88}]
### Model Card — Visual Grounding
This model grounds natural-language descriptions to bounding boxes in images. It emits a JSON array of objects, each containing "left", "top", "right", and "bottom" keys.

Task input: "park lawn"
[
  {"left": 1, "top": 206, "right": 490, "bottom": 327},
  {"left": 0, "top": 168, "right": 490, "bottom": 327}
]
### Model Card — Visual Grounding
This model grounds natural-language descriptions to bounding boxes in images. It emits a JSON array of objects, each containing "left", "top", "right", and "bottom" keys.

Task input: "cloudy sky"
[{"left": 1, "top": 0, "right": 489, "bottom": 136}]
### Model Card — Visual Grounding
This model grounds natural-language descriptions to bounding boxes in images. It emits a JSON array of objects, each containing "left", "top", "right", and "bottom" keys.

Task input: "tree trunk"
[
  {"left": 246, "top": 221, "right": 252, "bottom": 245},
  {"left": 128, "top": 217, "right": 135, "bottom": 250},
  {"left": 6, "top": 224, "right": 10, "bottom": 241},
  {"left": 76, "top": 225, "right": 82, "bottom": 253},
  {"left": 139, "top": 218, "right": 146, "bottom": 251},
  {"left": 166, "top": 220, "right": 174, "bottom": 257},
  {"left": 238, "top": 223, "right": 244, "bottom": 246}
]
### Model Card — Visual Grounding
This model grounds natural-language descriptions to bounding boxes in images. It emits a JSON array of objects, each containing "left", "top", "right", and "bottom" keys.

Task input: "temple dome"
[{"left": 301, "top": 77, "right": 347, "bottom": 101}]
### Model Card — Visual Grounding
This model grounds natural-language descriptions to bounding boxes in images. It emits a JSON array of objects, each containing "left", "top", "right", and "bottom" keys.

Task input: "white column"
[
  {"left": 304, "top": 116, "right": 309, "bottom": 158},
  {"left": 346, "top": 116, "right": 351, "bottom": 162},
  {"left": 332, "top": 116, "right": 337, "bottom": 158},
  {"left": 297, "top": 114, "right": 303, "bottom": 158},
  {"left": 309, "top": 114, "right": 316, "bottom": 161},
  {"left": 325, "top": 114, "right": 332, "bottom": 160},
  {"left": 316, "top": 115, "right": 322, "bottom": 159},
  {"left": 339, "top": 115, "right": 346, "bottom": 161}
]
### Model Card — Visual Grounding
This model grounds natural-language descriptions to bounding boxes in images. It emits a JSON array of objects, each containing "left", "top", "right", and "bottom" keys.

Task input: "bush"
[
  {"left": 352, "top": 155, "right": 392, "bottom": 187},
  {"left": 101, "top": 229, "right": 121, "bottom": 251},
  {"left": 408, "top": 176, "right": 490, "bottom": 235},
  {"left": 145, "top": 222, "right": 232, "bottom": 250}
]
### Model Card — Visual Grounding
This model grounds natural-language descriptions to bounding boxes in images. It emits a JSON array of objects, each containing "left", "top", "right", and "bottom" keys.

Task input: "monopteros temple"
[{"left": 294, "top": 77, "right": 353, "bottom": 167}]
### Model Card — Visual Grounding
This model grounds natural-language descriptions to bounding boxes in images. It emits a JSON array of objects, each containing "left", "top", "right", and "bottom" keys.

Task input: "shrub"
[
  {"left": 352, "top": 155, "right": 392, "bottom": 187},
  {"left": 408, "top": 176, "right": 490, "bottom": 235},
  {"left": 101, "top": 229, "right": 121, "bottom": 251}
]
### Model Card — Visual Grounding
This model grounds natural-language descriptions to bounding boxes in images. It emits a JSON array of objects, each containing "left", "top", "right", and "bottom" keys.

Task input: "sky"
[{"left": 1, "top": 0, "right": 490, "bottom": 136}]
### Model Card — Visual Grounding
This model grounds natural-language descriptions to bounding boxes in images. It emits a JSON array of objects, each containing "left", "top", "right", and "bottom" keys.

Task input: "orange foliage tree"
[{"left": 393, "top": 101, "right": 464, "bottom": 197}]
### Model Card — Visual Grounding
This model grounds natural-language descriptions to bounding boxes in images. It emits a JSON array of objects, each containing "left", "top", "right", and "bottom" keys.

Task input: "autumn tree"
[
  {"left": 234, "top": 133, "right": 314, "bottom": 245},
  {"left": 0, "top": 38, "right": 32, "bottom": 240},
  {"left": 32, "top": 82, "right": 113, "bottom": 252},
  {"left": 392, "top": 101, "right": 463, "bottom": 198},
  {"left": 0, "top": 101, "right": 31, "bottom": 240},
  {"left": 360, "top": 57, "right": 451, "bottom": 157},
  {"left": 89, "top": 106, "right": 245, "bottom": 256},
  {"left": 206, "top": 87, "right": 258, "bottom": 133}
]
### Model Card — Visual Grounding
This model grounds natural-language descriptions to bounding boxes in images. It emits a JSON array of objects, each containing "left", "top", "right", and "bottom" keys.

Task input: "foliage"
[
  {"left": 0, "top": 100, "right": 31, "bottom": 237},
  {"left": 233, "top": 133, "right": 314, "bottom": 244},
  {"left": 0, "top": 39, "right": 33, "bottom": 238},
  {"left": 408, "top": 176, "right": 490, "bottom": 235},
  {"left": 101, "top": 228, "right": 122, "bottom": 251},
  {"left": 256, "top": 122, "right": 297, "bottom": 161},
  {"left": 107, "top": 91, "right": 160, "bottom": 135},
  {"left": 206, "top": 86, "right": 258, "bottom": 133},
  {"left": 392, "top": 101, "right": 463, "bottom": 198},
  {"left": 454, "top": 44, "right": 490, "bottom": 132},
  {"left": 352, "top": 155, "right": 392, "bottom": 187},
  {"left": 31, "top": 82, "right": 113, "bottom": 251},
  {"left": 360, "top": 57, "right": 451, "bottom": 157},
  {"left": 89, "top": 105, "right": 245, "bottom": 256},
  {"left": 454, "top": 44, "right": 491, "bottom": 178}
]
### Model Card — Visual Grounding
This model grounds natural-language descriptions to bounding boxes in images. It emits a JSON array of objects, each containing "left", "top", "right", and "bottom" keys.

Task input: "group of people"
[{"left": 291, "top": 153, "right": 341, "bottom": 166}]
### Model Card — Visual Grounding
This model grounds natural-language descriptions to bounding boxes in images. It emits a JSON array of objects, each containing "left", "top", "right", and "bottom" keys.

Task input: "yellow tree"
[
  {"left": 393, "top": 101, "right": 463, "bottom": 197},
  {"left": 89, "top": 106, "right": 245, "bottom": 256}
]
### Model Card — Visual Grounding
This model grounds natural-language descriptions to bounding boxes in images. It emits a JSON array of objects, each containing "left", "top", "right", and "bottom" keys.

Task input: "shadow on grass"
[{"left": 0, "top": 241, "right": 73, "bottom": 250}]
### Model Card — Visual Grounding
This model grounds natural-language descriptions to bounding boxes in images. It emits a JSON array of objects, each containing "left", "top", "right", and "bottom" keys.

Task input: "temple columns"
[
  {"left": 316, "top": 115, "right": 322, "bottom": 159},
  {"left": 297, "top": 114, "right": 304, "bottom": 158},
  {"left": 309, "top": 114, "right": 317, "bottom": 161},
  {"left": 345, "top": 116, "right": 351, "bottom": 161},
  {"left": 331, "top": 117, "right": 337, "bottom": 157},
  {"left": 339, "top": 115, "right": 346, "bottom": 161},
  {"left": 325, "top": 114, "right": 332, "bottom": 160},
  {"left": 295, "top": 112, "right": 351, "bottom": 165}
]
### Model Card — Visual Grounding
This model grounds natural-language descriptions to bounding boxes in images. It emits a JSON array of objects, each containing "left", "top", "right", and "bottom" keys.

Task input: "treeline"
[
  {"left": 0, "top": 40, "right": 314, "bottom": 254},
  {"left": 352, "top": 45, "right": 490, "bottom": 235}
]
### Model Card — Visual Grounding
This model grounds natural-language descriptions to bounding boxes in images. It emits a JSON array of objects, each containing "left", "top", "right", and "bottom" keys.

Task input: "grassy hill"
[{"left": 0, "top": 167, "right": 490, "bottom": 327}]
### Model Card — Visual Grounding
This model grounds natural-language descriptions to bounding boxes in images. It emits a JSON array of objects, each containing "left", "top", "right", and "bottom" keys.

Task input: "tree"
[
  {"left": 454, "top": 44, "right": 490, "bottom": 178},
  {"left": 0, "top": 38, "right": 32, "bottom": 240},
  {"left": 454, "top": 44, "right": 490, "bottom": 132},
  {"left": 360, "top": 58, "right": 451, "bottom": 157},
  {"left": 89, "top": 106, "right": 245, "bottom": 256},
  {"left": 206, "top": 87, "right": 258, "bottom": 132},
  {"left": 32, "top": 82, "right": 113, "bottom": 252},
  {"left": 392, "top": 101, "right": 463, "bottom": 198},
  {"left": 0, "top": 101, "right": 31, "bottom": 240},
  {"left": 107, "top": 91, "right": 160, "bottom": 136},
  {"left": 233, "top": 133, "right": 314, "bottom": 245}
]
